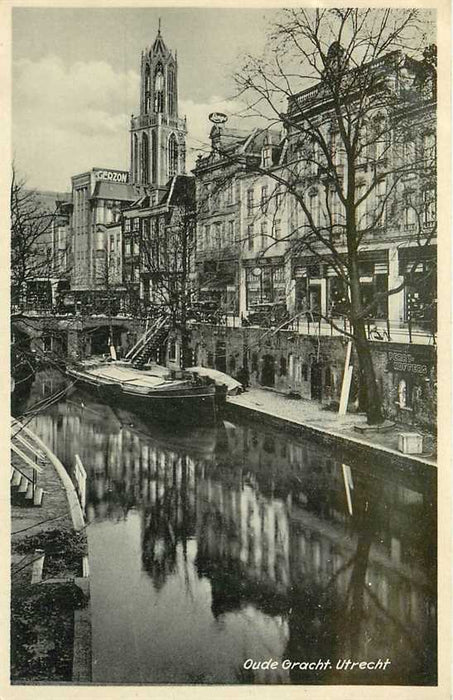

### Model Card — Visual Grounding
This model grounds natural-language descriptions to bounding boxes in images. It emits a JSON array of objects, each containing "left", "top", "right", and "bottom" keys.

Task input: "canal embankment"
[
  {"left": 11, "top": 419, "right": 91, "bottom": 683},
  {"left": 226, "top": 388, "right": 437, "bottom": 476}
]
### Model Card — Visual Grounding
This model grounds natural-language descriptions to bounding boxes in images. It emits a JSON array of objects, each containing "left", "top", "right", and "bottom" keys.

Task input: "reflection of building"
[{"left": 29, "top": 393, "right": 435, "bottom": 680}]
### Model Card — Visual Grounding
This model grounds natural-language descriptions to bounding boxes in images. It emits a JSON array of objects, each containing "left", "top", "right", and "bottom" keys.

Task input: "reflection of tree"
[
  {"left": 141, "top": 456, "right": 194, "bottom": 590},
  {"left": 284, "top": 469, "right": 436, "bottom": 684}
]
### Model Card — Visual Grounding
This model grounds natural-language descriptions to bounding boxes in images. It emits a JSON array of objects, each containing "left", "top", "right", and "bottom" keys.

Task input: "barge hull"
[{"left": 67, "top": 370, "right": 217, "bottom": 426}]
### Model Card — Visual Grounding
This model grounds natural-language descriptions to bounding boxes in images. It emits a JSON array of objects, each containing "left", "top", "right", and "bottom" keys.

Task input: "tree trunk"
[
  {"left": 353, "top": 319, "right": 384, "bottom": 425},
  {"left": 348, "top": 244, "right": 384, "bottom": 425}
]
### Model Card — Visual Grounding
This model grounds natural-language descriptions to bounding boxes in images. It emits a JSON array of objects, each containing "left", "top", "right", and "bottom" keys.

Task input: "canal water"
[{"left": 19, "top": 370, "right": 437, "bottom": 685}]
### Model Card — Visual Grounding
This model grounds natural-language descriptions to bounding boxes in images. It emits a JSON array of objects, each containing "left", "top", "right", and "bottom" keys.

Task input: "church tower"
[{"left": 130, "top": 24, "right": 187, "bottom": 189}]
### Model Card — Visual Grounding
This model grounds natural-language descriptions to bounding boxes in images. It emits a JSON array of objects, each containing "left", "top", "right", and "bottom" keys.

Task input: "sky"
[{"left": 12, "top": 7, "right": 279, "bottom": 192}]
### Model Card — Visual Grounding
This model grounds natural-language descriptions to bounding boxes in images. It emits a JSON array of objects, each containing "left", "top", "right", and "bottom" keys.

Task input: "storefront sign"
[
  {"left": 95, "top": 170, "right": 129, "bottom": 183},
  {"left": 387, "top": 349, "right": 431, "bottom": 375}
]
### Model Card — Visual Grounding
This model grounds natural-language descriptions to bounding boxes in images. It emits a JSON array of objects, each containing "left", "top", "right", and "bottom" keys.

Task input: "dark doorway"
[
  {"left": 215, "top": 341, "right": 226, "bottom": 373},
  {"left": 311, "top": 361, "right": 322, "bottom": 400},
  {"left": 261, "top": 354, "right": 275, "bottom": 387}
]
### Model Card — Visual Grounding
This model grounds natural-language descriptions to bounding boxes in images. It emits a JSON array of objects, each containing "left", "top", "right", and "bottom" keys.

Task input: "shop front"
[
  {"left": 399, "top": 245, "right": 437, "bottom": 330},
  {"left": 385, "top": 343, "right": 436, "bottom": 427},
  {"left": 244, "top": 258, "right": 287, "bottom": 325},
  {"left": 293, "top": 251, "right": 389, "bottom": 321},
  {"left": 197, "top": 259, "right": 239, "bottom": 318}
]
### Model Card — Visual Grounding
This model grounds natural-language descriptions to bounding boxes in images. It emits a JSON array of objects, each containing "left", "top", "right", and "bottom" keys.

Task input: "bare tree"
[
  {"left": 140, "top": 177, "right": 197, "bottom": 368},
  {"left": 11, "top": 166, "right": 71, "bottom": 314},
  {"left": 230, "top": 8, "right": 436, "bottom": 424}
]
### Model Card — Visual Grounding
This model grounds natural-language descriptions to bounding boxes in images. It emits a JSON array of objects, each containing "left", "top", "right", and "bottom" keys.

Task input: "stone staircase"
[
  {"left": 11, "top": 420, "right": 45, "bottom": 508},
  {"left": 10, "top": 465, "right": 44, "bottom": 507}
]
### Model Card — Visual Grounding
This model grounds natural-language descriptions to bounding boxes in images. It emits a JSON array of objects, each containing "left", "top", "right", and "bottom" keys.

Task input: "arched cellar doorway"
[{"left": 261, "top": 354, "right": 275, "bottom": 387}]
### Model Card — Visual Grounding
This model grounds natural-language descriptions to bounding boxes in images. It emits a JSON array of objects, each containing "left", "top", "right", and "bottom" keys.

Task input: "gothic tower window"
[
  {"left": 144, "top": 64, "right": 151, "bottom": 114},
  {"left": 154, "top": 63, "right": 164, "bottom": 113},
  {"left": 151, "top": 131, "right": 157, "bottom": 184},
  {"left": 168, "top": 134, "right": 178, "bottom": 177},
  {"left": 168, "top": 66, "right": 175, "bottom": 116},
  {"left": 142, "top": 132, "right": 149, "bottom": 184},
  {"left": 133, "top": 134, "right": 139, "bottom": 182}
]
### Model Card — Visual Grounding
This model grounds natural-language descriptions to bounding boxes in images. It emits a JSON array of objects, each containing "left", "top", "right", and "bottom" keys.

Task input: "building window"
[
  {"left": 403, "top": 197, "right": 416, "bottom": 231},
  {"left": 330, "top": 130, "right": 341, "bottom": 165},
  {"left": 397, "top": 378, "right": 409, "bottom": 408},
  {"left": 261, "top": 185, "right": 268, "bottom": 211},
  {"left": 204, "top": 184, "right": 212, "bottom": 213},
  {"left": 280, "top": 356, "right": 287, "bottom": 376},
  {"left": 125, "top": 241, "right": 131, "bottom": 256},
  {"left": 154, "top": 63, "right": 164, "bottom": 113},
  {"left": 373, "top": 115, "right": 387, "bottom": 160},
  {"left": 355, "top": 183, "right": 367, "bottom": 230},
  {"left": 245, "top": 265, "right": 285, "bottom": 309},
  {"left": 197, "top": 227, "right": 203, "bottom": 251},
  {"left": 274, "top": 219, "right": 281, "bottom": 239},
  {"left": 403, "top": 140, "right": 416, "bottom": 165},
  {"left": 260, "top": 221, "right": 268, "bottom": 248},
  {"left": 400, "top": 250, "right": 436, "bottom": 324},
  {"left": 124, "top": 219, "right": 131, "bottom": 233},
  {"left": 151, "top": 131, "right": 157, "bottom": 183},
  {"left": 247, "top": 224, "right": 254, "bottom": 251},
  {"left": 423, "top": 188, "right": 436, "bottom": 228},
  {"left": 228, "top": 220, "right": 234, "bottom": 245},
  {"left": 142, "top": 132, "right": 149, "bottom": 184},
  {"left": 133, "top": 134, "right": 139, "bottom": 182},
  {"left": 226, "top": 180, "right": 233, "bottom": 205},
  {"left": 213, "top": 222, "right": 221, "bottom": 248},
  {"left": 144, "top": 65, "right": 151, "bottom": 114},
  {"left": 309, "top": 190, "right": 321, "bottom": 228},
  {"left": 168, "top": 134, "right": 179, "bottom": 177},
  {"left": 247, "top": 189, "right": 254, "bottom": 215},
  {"left": 205, "top": 224, "right": 210, "bottom": 248},
  {"left": 167, "top": 67, "right": 176, "bottom": 116},
  {"left": 423, "top": 132, "right": 436, "bottom": 169}
]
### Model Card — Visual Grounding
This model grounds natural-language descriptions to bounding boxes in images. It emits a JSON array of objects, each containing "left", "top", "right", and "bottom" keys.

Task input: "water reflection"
[{"left": 26, "top": 373, "right": 436, "bottom": 685}]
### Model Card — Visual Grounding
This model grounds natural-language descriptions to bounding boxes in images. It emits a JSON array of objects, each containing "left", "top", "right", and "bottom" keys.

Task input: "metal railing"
[{"left": 189, "top": 311, "right": 436, "bottom": 345}]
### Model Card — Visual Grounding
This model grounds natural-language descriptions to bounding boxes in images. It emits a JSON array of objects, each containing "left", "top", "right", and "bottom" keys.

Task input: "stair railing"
[{"left": 126, "top": 314, "right": 170, "bottom": 363}]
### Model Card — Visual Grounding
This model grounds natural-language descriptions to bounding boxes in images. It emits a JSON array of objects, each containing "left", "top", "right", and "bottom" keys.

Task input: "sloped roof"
[{"left": 33, "top": 190, "right": 71, "bottom": 212}]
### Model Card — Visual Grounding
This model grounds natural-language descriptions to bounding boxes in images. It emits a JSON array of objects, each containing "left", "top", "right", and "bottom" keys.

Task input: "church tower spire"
[{"left": 130, "top": 27, "right": 187, "bottom": 189}]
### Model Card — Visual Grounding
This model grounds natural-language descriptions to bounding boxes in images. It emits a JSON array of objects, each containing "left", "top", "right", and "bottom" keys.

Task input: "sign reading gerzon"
[{"left": 95, "top": 169, "right": 129, "bottom": 183}]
